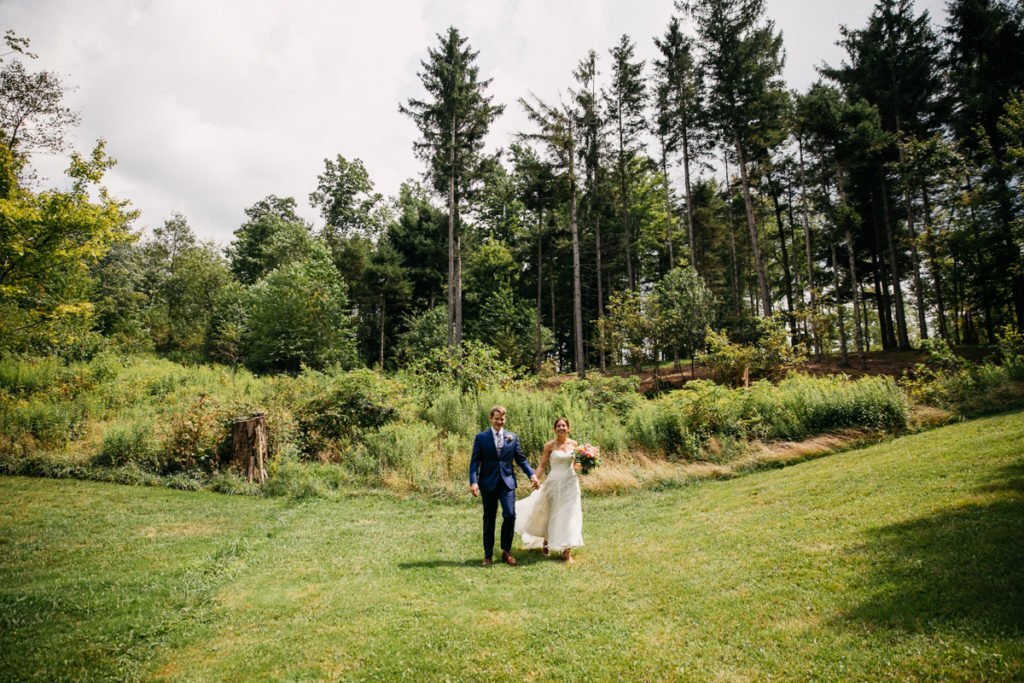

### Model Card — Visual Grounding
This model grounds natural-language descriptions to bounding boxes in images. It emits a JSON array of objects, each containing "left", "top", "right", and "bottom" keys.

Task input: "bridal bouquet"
[{"left": 573, "top": 443, "right": 601, "bottom": 475}]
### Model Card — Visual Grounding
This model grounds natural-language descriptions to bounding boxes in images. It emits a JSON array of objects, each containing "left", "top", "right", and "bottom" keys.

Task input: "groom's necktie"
[{"left": 494, "top": 430, "right": 503, "bottom": 453}]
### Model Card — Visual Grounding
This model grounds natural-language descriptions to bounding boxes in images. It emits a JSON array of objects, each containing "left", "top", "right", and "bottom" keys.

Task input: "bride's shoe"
[
  {"left": 542, "top": 540, "right": 549, "bottom": 556},
  {"left": 562, "top": 549, "right": 574, "bottom": 565}
]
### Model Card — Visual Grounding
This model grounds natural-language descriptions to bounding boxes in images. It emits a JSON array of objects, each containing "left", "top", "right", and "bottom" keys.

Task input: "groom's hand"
[
  {"left": 530, "top": 475, "right": 540, "bottom": 490},
  {"left": 469, "top": 483, "right": 480, "bottom": 497}
]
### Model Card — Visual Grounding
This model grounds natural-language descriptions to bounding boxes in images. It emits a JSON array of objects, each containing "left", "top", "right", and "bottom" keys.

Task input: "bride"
[{"left": 515, "top": 417, "right": 584, "bottom": 564}]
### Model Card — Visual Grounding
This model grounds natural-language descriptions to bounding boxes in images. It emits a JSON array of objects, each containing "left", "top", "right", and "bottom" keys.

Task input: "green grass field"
[{"left": 2, "top": 411, "right": 1022, "bottom": 681}]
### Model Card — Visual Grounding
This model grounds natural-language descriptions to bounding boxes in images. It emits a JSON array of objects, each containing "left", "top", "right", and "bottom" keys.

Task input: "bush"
[
  {"left": 296, "top": 368, "right": 406, "bottom": 458},
  {"left": 93, "top": 422, "right": 161, "bottom": 470},
  {"left": 0, "top": 398, "right": 88, "bottom": 449},
  {"left": 264, "top": 456, "right": 350, "bottom": 499},
  {"left": 363, "top": 421, "right": 443, "bottom": 483},
  {"left": 403, "top": 340, "right": 517, "bottom": 395},
  {"left": 164, "top": 395, "right": 230, "bottom": 473},
  {"left": 558, "top": 376, "right": 642, "bottom": 415},
  {"left": 997, "top": 325, "right": 1024, "bottom": 380}
]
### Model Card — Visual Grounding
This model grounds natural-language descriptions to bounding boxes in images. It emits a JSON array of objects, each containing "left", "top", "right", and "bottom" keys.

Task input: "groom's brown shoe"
[
  {"left": 501, "top": 551, "right": 517, "bottom": 566},
  {"left": 482, "top": 557, "right": 493, "bottom": 567}
]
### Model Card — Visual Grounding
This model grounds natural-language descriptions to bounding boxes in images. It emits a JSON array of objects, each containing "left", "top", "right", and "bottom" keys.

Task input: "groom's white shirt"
[{"left": 492, "top": 428, "right": 504, "bottom": 452}]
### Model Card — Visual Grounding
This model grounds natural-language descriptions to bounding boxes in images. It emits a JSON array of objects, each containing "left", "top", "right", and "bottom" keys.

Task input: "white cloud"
[{"left": 2, "top": 0, "right": 946, "bottom": 244}]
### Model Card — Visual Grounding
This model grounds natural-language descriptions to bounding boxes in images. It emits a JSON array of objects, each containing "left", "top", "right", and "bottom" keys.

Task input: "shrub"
[
  {"left": 296, "top": 369, "right": 406, "bottom": 458},
  {"left": 997, "top": 325, "right": 1024, "bottom": 380},
  {"left": 264, "top": 456, "right": 349, "bottom": 499},
  {"left": 164, "top": 395, "right": 229, "bottom": 473},
  {"left": 558, "top": 376, "right": 642, "bottom": 415},
  {"left": 93, "top": 422, "right": 161, "bottom": 470},
  {"left": 363, "top": 421, "right": 442, "bottom": 483},
  {"left": 0, "top": 356, "right": 67, "bottom": 396},
  {"left": 403, "top": 340, "right": 516, "bottom": 395},
  {"left": 0, "top": 398, "right": 88, "bottom": 449}
]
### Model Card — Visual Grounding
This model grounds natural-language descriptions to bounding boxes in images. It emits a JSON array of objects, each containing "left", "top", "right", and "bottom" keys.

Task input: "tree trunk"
[
  {"left": 570, "top": 121, "right": 585, "bottom": 379},
  {"left": 660, "top": 136, "right": 675, "bottom": 271},
  {"left": 681, "top": 116, "right": 697, "bottom": 269},
  {"left": 231, "top": 413, "right": 267, "bottom": 484},
  {"left": 454, "top": 195, "right": 463, "bottom": 348},
  {"left": 595, "top": 215, "right": 606, "bottom": 372},
  {"left": 880, "top": 177, "right": 910, "bottom": 349},
  {"left": 617, "top": 109, "right": 635, "bottom": 291},
  {"left": 797, "top": 138, "right": 819, "bottom": 355},
  {"left": 724, "top": 156, "right": 741, "bottom": 315},
  {"left": 767, "top": 168, "right": 796, "bottom": 339},
  {"left": 736, "top": 142, "right": 772, "bottom": 317},
  {"left": 903, "top": 184, "right": 928, "bottom": 341},
  {"left": 831, "top": 237, "right": 849, "bottom": 367},
  {"left": 833, "top": 166, "right": 865, "bottom": 368},
  {"left": 870, "top": 193, "right": 897, "bottom": 350},
  {"left": 921, "top": 187, "right": 948, "bottom": 341},
  {"left": 536, "top": 208, "right": 544, "bottom": 371},
  {"left": 447, "top": 117, "right": 457, "bottom": 351},
  {"left": 378, "top": 298, "right": 385, "bottom": 370}
]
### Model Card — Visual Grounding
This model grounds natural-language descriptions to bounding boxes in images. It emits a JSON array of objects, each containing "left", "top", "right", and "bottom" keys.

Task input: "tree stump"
[{"left": 231, "top": 413, "right": 268, "bottom": 483}]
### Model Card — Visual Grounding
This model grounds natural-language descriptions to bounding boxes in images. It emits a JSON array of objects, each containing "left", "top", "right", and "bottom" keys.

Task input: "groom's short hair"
[{"left": 489, "top": 405, "right": 507, "bottom": 417}]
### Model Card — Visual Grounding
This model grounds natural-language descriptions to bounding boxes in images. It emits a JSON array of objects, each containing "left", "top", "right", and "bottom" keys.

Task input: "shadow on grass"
[
  {"left": 838, "top": 462, "right": 1024, "bottom": 635},
  {"left": 398, "top": 550, "right": 554, "bottom": 570}
]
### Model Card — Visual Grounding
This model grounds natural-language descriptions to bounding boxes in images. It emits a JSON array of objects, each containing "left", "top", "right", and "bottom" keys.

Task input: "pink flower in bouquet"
[{"left": 573, "top": 442, "right": 601, "bottom": 475}]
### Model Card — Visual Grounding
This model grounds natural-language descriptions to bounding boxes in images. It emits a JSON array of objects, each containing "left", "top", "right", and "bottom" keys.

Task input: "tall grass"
[{"left": 1, "top": 354, "right": 917, "bottom": 497}]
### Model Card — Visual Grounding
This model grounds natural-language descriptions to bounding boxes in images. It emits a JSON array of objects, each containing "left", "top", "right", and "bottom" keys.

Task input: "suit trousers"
[{"left": 480, "top": 483, "right": 516, "bottom": 557}]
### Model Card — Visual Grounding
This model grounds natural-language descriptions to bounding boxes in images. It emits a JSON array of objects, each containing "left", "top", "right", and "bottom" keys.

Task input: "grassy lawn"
[{"left": 2, "top": 411, "right": 1022, "bottom": 681}]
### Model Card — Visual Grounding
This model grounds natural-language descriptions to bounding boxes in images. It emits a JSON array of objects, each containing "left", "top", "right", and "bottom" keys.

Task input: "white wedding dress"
[{"left": 515, "top": 447, "right": 584, "bottom": 552}]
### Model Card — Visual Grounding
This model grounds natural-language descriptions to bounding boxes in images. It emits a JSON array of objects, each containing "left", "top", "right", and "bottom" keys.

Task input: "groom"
[{"left": 469, "top": 405, "right": 539, "bottom": 566}]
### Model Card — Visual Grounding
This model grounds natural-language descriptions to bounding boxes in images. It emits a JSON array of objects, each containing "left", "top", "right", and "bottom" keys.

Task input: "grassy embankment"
[
  {"left": 0, "top": 354, "right": 917, "bottom": 497},
  {"left": 1, "top": 409, "right": 1021, "bottom": 680}
]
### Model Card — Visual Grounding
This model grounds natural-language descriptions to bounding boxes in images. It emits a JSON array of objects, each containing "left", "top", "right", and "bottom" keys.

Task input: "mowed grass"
[{"left": 2, "top": 412, "right": 1023, "bottom": 681}]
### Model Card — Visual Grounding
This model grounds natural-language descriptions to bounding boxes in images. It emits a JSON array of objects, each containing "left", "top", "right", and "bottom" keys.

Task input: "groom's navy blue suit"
[{"left": 470, "top": 429, "right": 535, "bottom": 559}]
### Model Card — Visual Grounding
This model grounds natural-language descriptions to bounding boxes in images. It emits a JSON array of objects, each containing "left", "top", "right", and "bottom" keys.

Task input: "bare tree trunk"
[
  {"left": 903, "top": 184, "right": 928, "bottom": 341},
  {"left": 834, "top": 166, "right": 865, "bottom": 368},
  {"left": 447, "top": 118, "right": 457, "bottom": 351},
  {"left": 797, "top": 138, "right": 819, "bottom": 355},
  {"left": 767, "top": 168, "right": 796, "bottom": 339},
  {"left": 880, "top": 177, "right": 910, "bottom": 349},
  {"left": 736, "top": 142, "right": 772, "bottom": 317},
  {"left": 871, "top": 194, "right": 897, "bottom": 350},
  {"left": 660, "top": 135, "right": 675, "bottom": 271},
  {"left": 681, "top": 120, "right": 697, "bottom": 269},
  {"left": 596, "top": 215, "right": 606, "bottom": 372},
  {"left": 831, "top": 237, "right": 849, "bottom": 367},
  {"left": 724, "top": 156, "right": 741, "bottom": 316},
  {"left": 536, "top": 209, "right": 543, "bottom": 371},
  {"left": 921, "top": 188, "right": 948, "bottom": 341},
  {"left": 379, "top": 298, "right": 385, "bottom": 370},
  {"left": 231, "top": 414, "right": 267, "bottom": 484},
  {"left": 454, "top": 199, "right": 463, "bottom": 348},
  {"left": 570, "top": 121, "right": 585, "bottom": 379}
]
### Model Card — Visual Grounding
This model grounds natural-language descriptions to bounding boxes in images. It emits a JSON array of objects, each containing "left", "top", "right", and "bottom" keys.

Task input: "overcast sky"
[{"left": 2, "top": 0, "right": 947, "bottom": 245}]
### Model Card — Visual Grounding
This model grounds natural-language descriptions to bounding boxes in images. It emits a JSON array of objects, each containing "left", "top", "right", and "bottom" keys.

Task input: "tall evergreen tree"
[
  {"left": 687, "top": 0, "right": 788, "bottom": 318},
  {"left": 519, "top": 92, "right": 585, "bottom": 377},
  {"left": 654, "top": 15, "right": 709, "bottom": 270},
  {"left": 604, "top": 35, "right": 647, "bottom": 291},
  {"left": 400, "top": 27, "right": 504, "bottom": 350}
]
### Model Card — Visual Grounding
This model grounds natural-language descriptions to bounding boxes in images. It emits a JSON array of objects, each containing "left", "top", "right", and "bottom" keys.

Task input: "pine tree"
[
  {"left": 687, "top": 0, "right": 788, "bottom": 318},
  {"left": 604, "top": 35, "right": 647, "bottom": 291},
  {"left": 400, "top": 27, "right": 504, "bottom": 350}
]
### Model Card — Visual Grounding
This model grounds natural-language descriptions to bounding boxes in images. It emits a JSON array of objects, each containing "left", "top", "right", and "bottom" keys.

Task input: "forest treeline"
[{"left": 2, "top": 0, "right": 1023, "bottom": 378}]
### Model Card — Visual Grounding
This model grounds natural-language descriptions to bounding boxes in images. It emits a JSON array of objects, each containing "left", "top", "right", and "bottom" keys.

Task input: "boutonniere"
[{"left": 504, "top": 434, "right": 513, "bottom": 443}]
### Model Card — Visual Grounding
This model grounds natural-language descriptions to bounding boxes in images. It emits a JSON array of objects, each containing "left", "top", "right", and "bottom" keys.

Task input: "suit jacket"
[{"left": 469, "top": 429, "right": 534, "bottom": 492}]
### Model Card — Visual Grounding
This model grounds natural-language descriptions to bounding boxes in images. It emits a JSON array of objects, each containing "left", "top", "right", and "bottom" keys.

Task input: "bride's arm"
[{"left": 535, "top": 443, "right": 552, "bottom": 481}]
